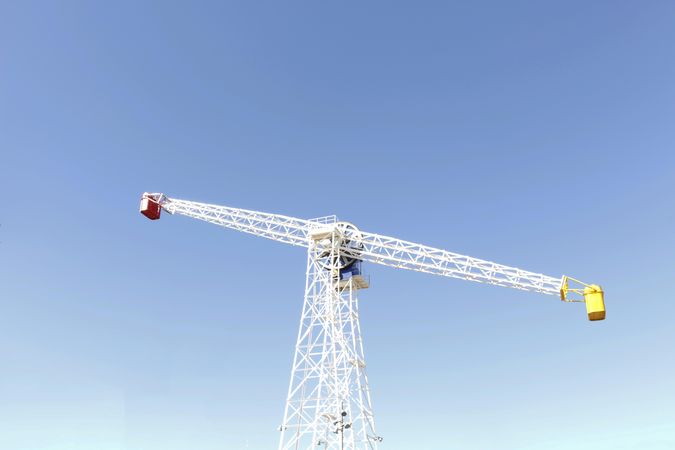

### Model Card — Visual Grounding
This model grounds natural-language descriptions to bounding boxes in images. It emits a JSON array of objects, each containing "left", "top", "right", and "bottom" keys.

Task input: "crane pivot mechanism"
[{"left": 140, "top": 192, "right": 605, "bottom": 450}]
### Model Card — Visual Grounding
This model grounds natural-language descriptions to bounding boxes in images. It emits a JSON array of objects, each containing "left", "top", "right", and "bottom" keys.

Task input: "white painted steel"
[
  {"left": 278, "top": 235, "right": 379, "bottom": 450},
  {"left": 156, "top": 195, "right": 563, "bottom": 296}
]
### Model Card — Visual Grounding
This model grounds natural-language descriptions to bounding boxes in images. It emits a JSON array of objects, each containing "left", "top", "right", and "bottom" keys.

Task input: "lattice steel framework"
[
  {"left": 140, "top": 193, "right": 598, "bottom": 449},
  {"left": 156, "top": 195, "right": 563, "bottom": 296},
  {"left": 278, "top": 228, "right": 379, "bottom": 449}
]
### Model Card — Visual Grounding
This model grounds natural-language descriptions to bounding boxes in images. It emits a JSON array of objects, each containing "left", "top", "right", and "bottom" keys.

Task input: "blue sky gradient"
[{"left": 1, "top": 1, "right": 674, "bottom": 449}]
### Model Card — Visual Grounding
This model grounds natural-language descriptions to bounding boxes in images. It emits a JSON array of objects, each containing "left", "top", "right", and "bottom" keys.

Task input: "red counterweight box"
[{"left": 140, "top": 195, "right": 161, "bottom": 220}]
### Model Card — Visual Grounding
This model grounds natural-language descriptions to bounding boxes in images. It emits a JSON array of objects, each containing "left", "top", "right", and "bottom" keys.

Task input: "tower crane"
[{"left": 139, "top": 192, "right": 605, "bottom": 450}]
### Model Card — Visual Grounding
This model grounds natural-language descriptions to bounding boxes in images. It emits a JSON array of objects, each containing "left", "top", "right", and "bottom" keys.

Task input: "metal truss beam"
[{"left": 150, "top": 194, "right": 563, "bottom": 296}]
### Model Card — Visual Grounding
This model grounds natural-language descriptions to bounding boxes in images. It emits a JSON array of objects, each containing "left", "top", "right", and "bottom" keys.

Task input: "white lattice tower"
[{"left": 279, "top": 227, "right": 378, "bottom": 450}]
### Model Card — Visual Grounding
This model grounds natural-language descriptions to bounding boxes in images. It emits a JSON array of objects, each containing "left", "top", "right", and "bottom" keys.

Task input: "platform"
[{"left": 338, "top": 274, "right": 370, "bottom": 290}]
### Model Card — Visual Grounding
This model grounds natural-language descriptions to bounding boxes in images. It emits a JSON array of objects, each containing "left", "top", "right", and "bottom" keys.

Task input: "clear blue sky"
[{"left": 1, "top": 1, "right": 674, "bottom": 449}]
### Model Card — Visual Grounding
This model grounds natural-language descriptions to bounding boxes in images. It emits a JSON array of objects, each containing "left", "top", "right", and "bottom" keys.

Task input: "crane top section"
[{"left": 140, "top": 193, "right": 605, "bottom": 321}]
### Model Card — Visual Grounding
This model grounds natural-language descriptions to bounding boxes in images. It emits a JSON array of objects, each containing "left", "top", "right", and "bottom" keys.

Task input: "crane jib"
[{"left": 139, "top": 192, "right": 605, "bottom": 321}]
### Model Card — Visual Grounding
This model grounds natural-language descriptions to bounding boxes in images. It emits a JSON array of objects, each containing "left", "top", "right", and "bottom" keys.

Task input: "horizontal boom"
[{"left": 140, "top": 193, "right": 605, "bottom": 320}]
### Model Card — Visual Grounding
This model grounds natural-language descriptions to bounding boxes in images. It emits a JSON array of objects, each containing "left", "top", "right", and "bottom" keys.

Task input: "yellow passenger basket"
[{"left": 560, "top": 276, "right": 606, "bottom": 321}]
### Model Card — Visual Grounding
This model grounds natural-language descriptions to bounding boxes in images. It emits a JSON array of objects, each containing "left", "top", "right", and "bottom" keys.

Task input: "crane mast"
[{"left": 140, "top": 193, "right": 605, "bottom": 450}]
